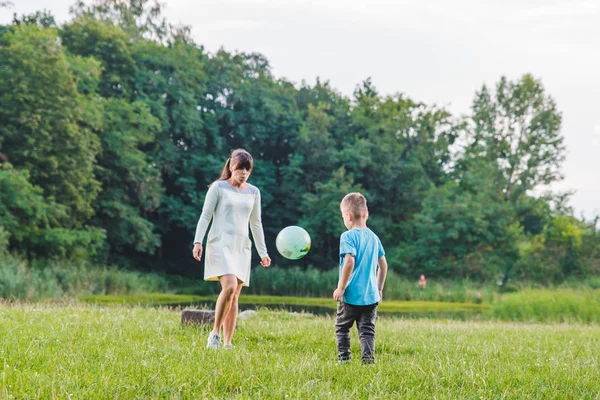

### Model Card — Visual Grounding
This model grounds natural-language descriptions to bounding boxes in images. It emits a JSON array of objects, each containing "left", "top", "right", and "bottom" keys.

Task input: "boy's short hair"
[{"left": 341, "top": 192, "right": 368, "bottom": 219}]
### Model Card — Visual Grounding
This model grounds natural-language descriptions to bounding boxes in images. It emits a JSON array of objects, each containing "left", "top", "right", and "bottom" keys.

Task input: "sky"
[{"left": 2, "top": 0, "right": 599, "bottom": 219}]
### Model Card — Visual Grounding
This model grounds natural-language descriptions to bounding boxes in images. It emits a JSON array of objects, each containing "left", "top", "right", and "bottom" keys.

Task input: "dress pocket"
[{"left": 207, "top": 234, "right": 221, "bottom": 244}]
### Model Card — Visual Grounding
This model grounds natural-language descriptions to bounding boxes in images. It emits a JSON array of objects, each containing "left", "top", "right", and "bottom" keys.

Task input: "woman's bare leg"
[
  {"left": 222, "top": 280, "right": 244, "bottom": 345},
  {"left": 211, "top": 274, "right": 239, "bottom": 334}
]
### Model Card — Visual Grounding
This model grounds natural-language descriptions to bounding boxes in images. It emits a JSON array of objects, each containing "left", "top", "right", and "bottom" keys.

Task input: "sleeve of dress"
[
  {"left": 250, "top": 190, "right": 269, "bottom": 258},
  {"left": 194, "top": 183, "right": 219, "bottom": 244}
]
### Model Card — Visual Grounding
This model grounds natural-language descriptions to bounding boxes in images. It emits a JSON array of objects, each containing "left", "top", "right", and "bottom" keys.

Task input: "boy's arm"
[
  {"left": 377, "top": 256, "right": 388, "bottom": 301},
  {"left": 333, "top": 254, "right": 355, "bottom": 301}
]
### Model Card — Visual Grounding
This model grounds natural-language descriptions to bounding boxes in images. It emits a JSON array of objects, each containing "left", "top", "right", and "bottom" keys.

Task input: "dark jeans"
[{"left": 335, "top": 301, "right": 378, "bottom": 364}]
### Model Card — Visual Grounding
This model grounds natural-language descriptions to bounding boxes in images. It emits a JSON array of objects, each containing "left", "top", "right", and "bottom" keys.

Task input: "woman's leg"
[
  {"left": 222, "top": 280, "right": 244, "bottom": 345},
  {"left": 211, "top": 274, "right": 239, "bottom": 335}
]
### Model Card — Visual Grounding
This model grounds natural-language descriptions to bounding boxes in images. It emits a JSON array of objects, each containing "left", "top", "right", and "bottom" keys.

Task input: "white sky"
[{"left": 3, "top": 0, "right": 599, "bottom": 219}]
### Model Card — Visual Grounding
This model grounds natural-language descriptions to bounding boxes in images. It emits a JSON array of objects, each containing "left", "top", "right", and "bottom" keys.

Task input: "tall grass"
[
  {"left": 0, "top": 252, "right": 168, "bottom": 300},
  {"left": 492, "top": 288, "right": 600, "bottom": 323},
  {"left": 246, "top": 267, "right": 498, "bottom": 303},
  {"left": 247, "top": 266, "right": 339, "bottom": 297},
  {"left": 383, "top": 273, "right": 498, "bottom": 304},
  {"left": 175, "top": 266, "right": 499, "bottom": 303}
]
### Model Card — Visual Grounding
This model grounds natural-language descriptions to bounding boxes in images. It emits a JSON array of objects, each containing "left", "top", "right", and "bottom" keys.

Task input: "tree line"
[{"left": 1, "top": 0, "right": 598, "bottom": 284}]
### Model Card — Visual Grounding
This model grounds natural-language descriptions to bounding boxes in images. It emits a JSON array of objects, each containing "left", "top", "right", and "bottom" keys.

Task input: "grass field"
[{"left": 1, "top": 303, "right": 599, "bottom": 399}]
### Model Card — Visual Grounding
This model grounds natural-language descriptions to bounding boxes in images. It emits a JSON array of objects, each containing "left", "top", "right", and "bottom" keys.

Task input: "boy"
[{"left": 333, "top": 192, "right": 388, "bottom": 365}]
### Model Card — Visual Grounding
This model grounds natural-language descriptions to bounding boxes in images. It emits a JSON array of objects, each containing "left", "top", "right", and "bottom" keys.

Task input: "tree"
[
  {"left": 132, "top": 39, "right": 211, "bottom": 273},
  {"left": 407, "top": 169, "right": 521, "bottom": 279},
  {"left": 300, "top": 167, "right": 363, "bottom": 265},
  {"left": 61, "top": 17, "right": 164, "bottom": 265},
  {"left": 343, "top": 80, "right": 458, "bottom": 247},
  {"left": 0, "top": 24, "right": 102, "bottom": 227},
  {"left": 449, "top": 74, "right": 567, "bottom": 283},
  {"left": 70, "top": 0, "right": 172, "bottom": 42},
  {"left": 61, "top": 17, "right": 137, "bottom": 98},
  {"left": 462, "top": 74, "right": 565, "bottom": 204},
  {"left": 91, "top": 99, "right": 163, "bottom": 265},
  {"left": 0, "top": 164, "right": 104, "bottom": 260}
]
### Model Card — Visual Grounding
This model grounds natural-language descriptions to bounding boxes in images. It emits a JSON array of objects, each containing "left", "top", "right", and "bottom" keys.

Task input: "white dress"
[{"left": 194, "top": 180, "right": 268, "bottom": 286}]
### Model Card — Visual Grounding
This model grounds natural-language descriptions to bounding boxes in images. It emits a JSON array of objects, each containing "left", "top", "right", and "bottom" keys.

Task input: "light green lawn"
[{"left": 1, "top": 303, "right": 598, "bottom": 399}]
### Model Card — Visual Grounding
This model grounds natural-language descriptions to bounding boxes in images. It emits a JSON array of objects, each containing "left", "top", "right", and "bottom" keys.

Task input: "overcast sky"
[{"left": 2, "top": 0, "right": 599, "bottom": 219}]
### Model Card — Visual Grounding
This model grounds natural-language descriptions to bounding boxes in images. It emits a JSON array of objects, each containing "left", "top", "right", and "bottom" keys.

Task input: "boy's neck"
[{"left": 349, "top": 219, "right": 368, "bottom": 229}]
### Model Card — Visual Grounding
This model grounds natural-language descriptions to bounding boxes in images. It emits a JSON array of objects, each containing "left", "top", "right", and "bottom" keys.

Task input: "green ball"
[{"left": 276, "top": 226, "right": 311, "bottom": 260}]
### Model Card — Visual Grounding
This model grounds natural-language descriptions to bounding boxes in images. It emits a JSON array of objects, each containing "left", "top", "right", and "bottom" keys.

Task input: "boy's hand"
[
  {"left": 379, "top": 290, "right": 383, "bottom": 302},
  {"left": 333, "top": 288, "right": 344, "bottom": 302}
]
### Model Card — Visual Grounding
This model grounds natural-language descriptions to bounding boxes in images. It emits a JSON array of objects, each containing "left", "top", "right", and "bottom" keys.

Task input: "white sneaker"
[
  {"left": 206, "top": 332, "right": 221, "bottom": 349},
  {"left": 223, "top": 343, "right": 234, "bottom": 350}
]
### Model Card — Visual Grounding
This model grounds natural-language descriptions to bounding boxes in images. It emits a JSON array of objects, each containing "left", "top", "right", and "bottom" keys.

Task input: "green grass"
[
  {"left": 79, "top": 293, "right": 488, "bottom": 313},
  {"left": 492, "top": 289, "right": 600, "bottom": 323},
  {"left": 79, "top": 292, "right": 210, "bottom": 305},
  {"left": 1, "top": 303, "right": 599, "bottom": 398}
]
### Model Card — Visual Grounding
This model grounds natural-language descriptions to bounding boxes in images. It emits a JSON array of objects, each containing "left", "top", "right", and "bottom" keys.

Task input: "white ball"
[{"left": 276, "top": 226, "right": 311, "bottom": 260}]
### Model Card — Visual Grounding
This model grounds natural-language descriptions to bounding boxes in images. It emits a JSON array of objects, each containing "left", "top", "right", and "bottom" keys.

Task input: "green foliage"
[
  {"left": 462, "top": 74, "right": 565, "bottom": 204},
  {"left": 70, "top": 0, "right": 173, "bottom": 41},
  {"left": 588, "top": 277, "right": 600, "bottom": 290},
  {"left": 405, "top": 179, "right": 521, "bottom": 279},
  {"left": 0, "top": 226, "right": 9, "bottom": 254},
  {"left": 61, "top": 16, "right": 136, "bottom": 98},
  {"left": 11, "top": 10, "right": 57, "bottom": 29},
  {"left": 0, "top": 1, "right": 597, "bottom": 287},
  {"left": 515, "top": 215, "right": 594, "bottom": 283},
  {"left": 0, "top": 165, "right": 54, "bottom": 243},
  {"left": 0, "top": 164, "right": 104, "bottom": 260},
  {"left": 0, "top": 24, "right": 102, "bottom": 226},
  {"left": 300, "top": 168, "right": 361, "bottom": 262},
  {"left": 92, "top": 98, "right": 163, "bottom": 262}
]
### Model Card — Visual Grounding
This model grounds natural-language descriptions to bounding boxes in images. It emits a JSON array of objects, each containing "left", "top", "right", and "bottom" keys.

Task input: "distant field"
[
  {"left": 79, "top": 293, "right": 488, "bottom": 314},
  {"left": 1, "top": 304, "right": 598, "bottom": 399},
  {"left": 80, "top": 289, "right": 600, "bottom": 323}
]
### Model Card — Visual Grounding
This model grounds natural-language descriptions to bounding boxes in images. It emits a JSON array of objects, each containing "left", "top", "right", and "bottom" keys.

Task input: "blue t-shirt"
[{"left": 339, "top": 228, "right": 385, "bottom": 306}]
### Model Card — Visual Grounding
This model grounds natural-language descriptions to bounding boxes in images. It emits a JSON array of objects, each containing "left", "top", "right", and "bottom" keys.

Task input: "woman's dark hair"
[{"left": 219, "top": 148, "right": 253, "bottom": 180}]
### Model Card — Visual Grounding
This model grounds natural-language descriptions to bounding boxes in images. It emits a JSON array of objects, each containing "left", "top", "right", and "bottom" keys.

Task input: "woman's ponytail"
[{"left": 219, "top": 158, "right": 232, "bottom": 180}]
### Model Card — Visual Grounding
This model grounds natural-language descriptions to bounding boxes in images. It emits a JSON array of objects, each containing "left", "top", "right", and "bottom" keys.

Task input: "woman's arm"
[
  {"left": 249, "top": 190, "right": 269, "bottom": 259},
  {"left": 194, "top": 183, "right": 219, "bottom": 244}
]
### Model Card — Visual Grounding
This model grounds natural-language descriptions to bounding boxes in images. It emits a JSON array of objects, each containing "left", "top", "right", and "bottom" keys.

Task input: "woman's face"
[{"left": 230, "top": 161, "right": 251, "bottom": 185}]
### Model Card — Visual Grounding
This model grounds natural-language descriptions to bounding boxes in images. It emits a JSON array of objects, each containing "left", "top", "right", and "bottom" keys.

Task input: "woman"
[{"left": 192, "top": 149, "right": 271, "bottom": 349}]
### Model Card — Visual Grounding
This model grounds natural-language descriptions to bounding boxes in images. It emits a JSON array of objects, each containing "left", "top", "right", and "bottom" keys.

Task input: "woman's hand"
[
  {"left": 192, "top": 243, "right": 203, "bottom": 261},
  {"left": 260, "top": 255, "right": 271, "bottom": 268}
]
